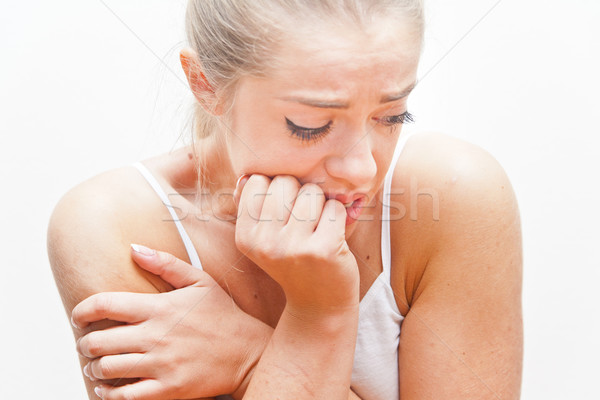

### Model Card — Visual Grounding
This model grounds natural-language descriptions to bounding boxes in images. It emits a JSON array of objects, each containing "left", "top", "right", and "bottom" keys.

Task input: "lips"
[
  {"left": 326, "top": 193, "right": 366, "bottom": 207},
  {"left": 321, "top": 193, "right": 367, "bottom": 225},
  {"left": 344, "top": 196, "right": 366, "bottom": 225}
]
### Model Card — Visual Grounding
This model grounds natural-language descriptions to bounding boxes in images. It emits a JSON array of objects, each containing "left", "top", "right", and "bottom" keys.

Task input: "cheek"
[
  {"left": 362, "top": 132, "right": 399, "bottom": 185},
  {"left": 226, "top": 123, "right": 323, "bottom": 178},
  {"left": 240, "top": 146, "right": 324, "bottom": 178}
]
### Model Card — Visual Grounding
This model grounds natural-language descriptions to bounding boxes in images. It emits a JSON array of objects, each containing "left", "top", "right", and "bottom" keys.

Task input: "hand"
[
  {"left": 71, "top": 246, "right": 271, "bottom": 400},
  {"left": 233, "top": 174, "right": 360, "bottom": 315}
]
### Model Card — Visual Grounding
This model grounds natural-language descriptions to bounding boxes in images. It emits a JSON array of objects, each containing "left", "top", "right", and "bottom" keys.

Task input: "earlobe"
[{"left": 180, "top": 47, "right": 223, "bottom": 115}]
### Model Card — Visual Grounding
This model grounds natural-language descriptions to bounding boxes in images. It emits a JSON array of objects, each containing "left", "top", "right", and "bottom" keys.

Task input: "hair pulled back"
[{"left": 185, "top": 0, "right": 424, "bottom": 140}]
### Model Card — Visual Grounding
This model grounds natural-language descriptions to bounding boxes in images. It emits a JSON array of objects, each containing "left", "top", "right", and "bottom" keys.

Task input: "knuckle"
[
  {"left": 254, "top": 234, "right": 280, "bottom": 259},
  {"left": 300, "top": 182, "right": 323, "bottom": 196},
  {"left": 97, "top": 358, "right": 112, "bottom": 378},
  {"left": 296, "top": 184, "right": 326, "bottom": 207},
  {"left": 151, "top": 335, "right": 168, "bottom": 351},
  {"left": 84, "top": 334, "right": 102, "bottom": 357},
  {"left": 92, "top": 294, "right": 112, "bottom": 315},
  {"left": 274, "top": 174, "right": 300, "bottom": 189},
  {"left": 270, "top": 175, "right": 286, "bottom": 185},
  {"left": 252, "top": 174, "right": 270, "bottom": 185},
  {"left": 158, "top": 251, "right": 178, "bottom": 270},
  {"left": 87, "top": 342, "right": 103, "bottom": 358}
]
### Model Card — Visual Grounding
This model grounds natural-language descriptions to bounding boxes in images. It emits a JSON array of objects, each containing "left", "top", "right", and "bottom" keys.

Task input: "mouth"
[
  {"left": 323, "top": 192, "right": 369, "bottom": 225},
  {"left": 326, "top": 195, "right": 366, "bottom": 225}
]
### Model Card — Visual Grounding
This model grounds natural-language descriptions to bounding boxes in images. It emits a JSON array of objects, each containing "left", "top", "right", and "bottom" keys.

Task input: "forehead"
[{"left": 268, "top": 22, "right": 421, "bottom": 98}]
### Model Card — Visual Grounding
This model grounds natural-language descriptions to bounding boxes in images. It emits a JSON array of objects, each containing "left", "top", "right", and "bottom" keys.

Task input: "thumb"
[{"left": 130, "top": 244, "right": 207, "bottom": 289}]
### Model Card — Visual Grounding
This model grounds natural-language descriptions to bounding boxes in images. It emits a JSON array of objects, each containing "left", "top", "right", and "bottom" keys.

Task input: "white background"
[{"left": 1, "top": 0, "right": 599, "bottom": 398}]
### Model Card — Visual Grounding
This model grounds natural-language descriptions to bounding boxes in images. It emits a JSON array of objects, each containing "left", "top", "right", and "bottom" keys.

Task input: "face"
[{"left": 222, "top": 19, "right": 421, "bottom": 225}]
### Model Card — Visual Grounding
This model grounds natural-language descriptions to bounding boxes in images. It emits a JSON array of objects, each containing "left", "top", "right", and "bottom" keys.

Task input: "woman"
[{"left": 48, "top": 1, "right": 523, "bottom": 399}]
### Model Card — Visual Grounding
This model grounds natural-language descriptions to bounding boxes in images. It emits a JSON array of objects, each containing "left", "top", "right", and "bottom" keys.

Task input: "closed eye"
[
  {"left": 285, "top": 117, "right": 332, "bottom": 143},
  {"left": 376, "top": 111, "right": 414, "bottom": 127}
]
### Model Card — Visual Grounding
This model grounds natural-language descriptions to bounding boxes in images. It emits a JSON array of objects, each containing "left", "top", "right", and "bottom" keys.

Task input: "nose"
[{"left": 324, "top": 131, "right": 377, "bottom": 187}]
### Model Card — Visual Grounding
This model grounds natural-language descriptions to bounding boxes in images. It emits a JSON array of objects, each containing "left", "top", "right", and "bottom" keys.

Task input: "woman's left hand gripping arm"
[{"left": 72, "top": 248, "right": 272, "bottom": 400}]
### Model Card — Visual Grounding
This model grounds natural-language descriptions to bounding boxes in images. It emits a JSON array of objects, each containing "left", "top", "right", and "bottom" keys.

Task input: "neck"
[{"left": 192, "top": 133, "right": 239, "bottom": 222}]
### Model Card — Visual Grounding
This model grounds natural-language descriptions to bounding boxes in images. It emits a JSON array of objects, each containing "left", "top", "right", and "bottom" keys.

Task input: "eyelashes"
[
  {"left": 377, "top": 111, "right": 414, "bottom": 127},
  {"left": 285, "top": 117, "right": 332, "bottom": 143},
  {"left": 285, "top": 111, "right": 415, "bottom": 143}
]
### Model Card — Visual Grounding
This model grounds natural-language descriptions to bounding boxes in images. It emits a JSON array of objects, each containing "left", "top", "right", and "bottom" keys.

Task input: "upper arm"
[
  {"left": 47, "top": 170, "right": 168, "bottom": 398},
  {"left": 47, "top": 172, "right": 163, "bottom": 311},
  {"left": 395, "top": 134, "right": 523, "bottom": 399}
]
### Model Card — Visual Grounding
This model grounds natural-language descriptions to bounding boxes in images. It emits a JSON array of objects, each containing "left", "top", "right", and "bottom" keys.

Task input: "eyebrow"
[{"left": 279, "top": 81, "right": 417, "bottom": 109}]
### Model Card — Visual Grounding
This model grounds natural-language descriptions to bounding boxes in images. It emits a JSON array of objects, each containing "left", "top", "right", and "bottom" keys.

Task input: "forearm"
[
  {"left": 232, "top": 313, "right": 363, "bottom": 400},
  {"left": 241, "top": 305, "right": 359, "bottom": 400},
  {"left": 235, "top": 359, "right": 363, "bottom": 400}
]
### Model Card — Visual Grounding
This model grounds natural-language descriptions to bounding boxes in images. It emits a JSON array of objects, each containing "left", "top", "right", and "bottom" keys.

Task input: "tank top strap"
[
  {"left": 132, "top": 162, "right": 203, "bottom": 270},
  {"left": 380, "top": 131, "right": 416, "bottom": 281}
]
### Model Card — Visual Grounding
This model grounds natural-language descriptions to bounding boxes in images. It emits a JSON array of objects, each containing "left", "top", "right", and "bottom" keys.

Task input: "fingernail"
[
  {"left": 94, "top": 385, "right": 103, "bottom": 398},
  {"left": 83, "top": 363, "right": 96, "bottom": 381},
  {"left": 236, "top": 174, "right": 250, "bottom": 191},
  {"left": 234, "top": 174, "right": 250, "bottom": 207},
  {"left": 70, "top": 315, "right": 79, "bottom": 329},
  {"left": 131, "top": 243, "right": 156, "bottom": 256}
]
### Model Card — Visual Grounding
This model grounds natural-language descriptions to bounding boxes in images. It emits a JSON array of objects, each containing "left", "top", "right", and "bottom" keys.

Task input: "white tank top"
[{"left": 132, "top": 132, "right": 414, "bottom": 400}]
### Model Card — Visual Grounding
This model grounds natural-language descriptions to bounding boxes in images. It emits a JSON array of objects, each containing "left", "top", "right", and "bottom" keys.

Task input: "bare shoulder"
[
  {"left": 399, "top": 131, "right": 518, "bottom": 212},
  {"left": 391, "top": 132, "right": 523, "bottom": 399},
  {"left": 47, "top": 165, "right": 175, "bottom": 309},
  {"left": 49, "top": 165, "right": 155, "bottom": 230},
  {"left": 47, "top": 164, "right": 183, "bottom": 398},
  {"left": 390, "top": 132, "right": 522, "bottom": 309}
]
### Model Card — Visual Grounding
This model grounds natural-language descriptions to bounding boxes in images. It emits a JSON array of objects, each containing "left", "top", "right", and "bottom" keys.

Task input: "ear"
[{"left": 180, "top": 47, "right": 223, "bottom": 115}]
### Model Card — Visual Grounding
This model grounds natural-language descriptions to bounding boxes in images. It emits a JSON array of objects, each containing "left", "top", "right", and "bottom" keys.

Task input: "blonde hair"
[{"left": 185, "top": 0, "right": 424, "bottom": 187}]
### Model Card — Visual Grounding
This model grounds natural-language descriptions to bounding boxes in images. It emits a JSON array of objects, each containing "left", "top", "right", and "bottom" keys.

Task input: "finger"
[
  {"left": 314, "top": 199, "right": 347, "bottom": 242},
  {"left": 286, "top": 183, "right": 326, "bottom": 234},
  {"left": 259, "top": 175, "right": 301, "bottom": 227},
  {"left": 237, "top": 174, "right": 270, "bottom": 223},
  {"left": 72, "top": 292, "right": 153, "bottom": 329},
  {"left": 77, "top": 325, "right": 148, "bottom": 358},
  {"left": 235, "top": 174, "right": 271, "bottom": 251},
  {"left": 86, "top": 353, "right": 151, "bottom": 381},
  {"left": 94, "top": 379, "right": 165, "bottom": 400},
  {"left": 131, "top": 245, "right": 206, "bottom": 289}
]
